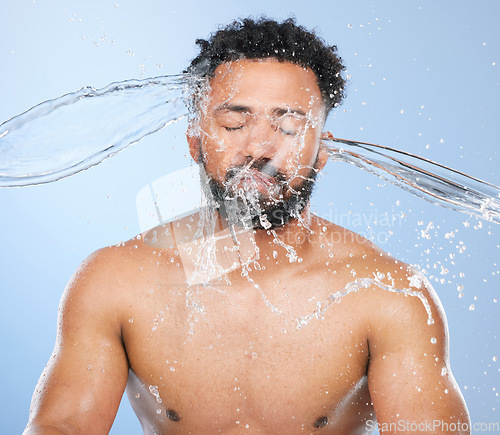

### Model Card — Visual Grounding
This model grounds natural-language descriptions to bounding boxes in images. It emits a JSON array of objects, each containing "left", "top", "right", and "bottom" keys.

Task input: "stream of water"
[{"left": 1, "top": 74, "right": 498, "bottom": 225}]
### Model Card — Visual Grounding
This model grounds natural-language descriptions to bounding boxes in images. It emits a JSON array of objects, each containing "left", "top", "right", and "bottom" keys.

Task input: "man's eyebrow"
[
  {"left": 213, "top": 104, "right": 252, "bottom": 115},
  {"left": 272, "top": 107, "right": 307, "bottom": 117},
  {"left": 213, "top": 104, "right": 307, "bottom": 117}
]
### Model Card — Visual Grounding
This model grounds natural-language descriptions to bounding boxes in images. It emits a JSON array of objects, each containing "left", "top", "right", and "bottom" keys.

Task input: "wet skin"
[
  {"left": 119, "top": 216, "right": 379, "bottom": 434},
  {"left": 24, "top": 60, "right": 469, "bottom": 434}
]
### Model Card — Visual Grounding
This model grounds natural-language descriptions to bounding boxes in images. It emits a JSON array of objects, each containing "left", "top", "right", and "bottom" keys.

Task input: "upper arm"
[
  {"left": 25, "top": 248, "right": 130, "bottom": 434},
  {"left": 367, "top": 266, "right": 470, "bottom": 433}
]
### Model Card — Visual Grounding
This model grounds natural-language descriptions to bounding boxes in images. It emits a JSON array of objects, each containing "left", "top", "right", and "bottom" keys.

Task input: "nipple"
[
  {"left": 166, "top": 409, "right": 180, "bottom": 422},
  {"left": 313, "top": 416, "right": 328, "bottom": 429}
]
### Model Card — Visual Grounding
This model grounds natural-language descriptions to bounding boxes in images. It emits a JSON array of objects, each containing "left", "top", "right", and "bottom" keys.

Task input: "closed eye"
[
  {"left": 274, "top": 112, "right": 307, "bottom": 137},
  {"left": 278, "top": 127, "right": 297, "bottom": 136},
  {"left": 224, "top": 125, "right": 245, "bottom": 131}
]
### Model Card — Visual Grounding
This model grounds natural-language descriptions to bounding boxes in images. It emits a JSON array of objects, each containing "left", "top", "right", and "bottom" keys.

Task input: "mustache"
[{"left": 225, "top": 159, "right": 287, "bottom": 184}]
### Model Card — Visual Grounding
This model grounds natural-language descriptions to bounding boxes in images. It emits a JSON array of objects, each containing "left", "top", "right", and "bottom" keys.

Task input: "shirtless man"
[{"left": 24, "top": 18, "right": 469, "bottom": 434}]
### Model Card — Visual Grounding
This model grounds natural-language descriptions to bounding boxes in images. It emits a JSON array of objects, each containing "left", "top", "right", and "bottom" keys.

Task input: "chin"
[{"left": 206, "top": 165, "right": 318, "bottom": 231}]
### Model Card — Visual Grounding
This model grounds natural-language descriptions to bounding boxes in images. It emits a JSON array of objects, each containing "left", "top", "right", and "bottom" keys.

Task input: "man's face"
[{"left": 187, "top": 58, "right": 328, "bottom": 229}]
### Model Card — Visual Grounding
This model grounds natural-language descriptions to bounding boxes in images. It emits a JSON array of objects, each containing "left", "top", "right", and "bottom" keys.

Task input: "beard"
[{"left": 205, "top": 157, "right": 318, "bottom": 230}]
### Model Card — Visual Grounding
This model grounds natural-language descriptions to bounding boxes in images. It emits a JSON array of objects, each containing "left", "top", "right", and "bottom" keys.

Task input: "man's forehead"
[{"left": 203, "top": 58, "right": 324, "bottom": 114}]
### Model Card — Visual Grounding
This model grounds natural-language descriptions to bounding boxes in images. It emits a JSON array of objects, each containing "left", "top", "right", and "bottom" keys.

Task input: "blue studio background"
[{"left": 1, "top": 1, "right": 498, "bottom": 433}]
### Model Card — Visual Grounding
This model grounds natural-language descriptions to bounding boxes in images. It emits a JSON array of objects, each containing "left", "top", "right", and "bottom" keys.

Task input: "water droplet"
[
  {"left": 469, "top": 304, "right": 475, "bottom": 311},
  {"left": 149, "top": 385, "right": 162, "bottom": 403},
  {"left": 430, "top": 337, "right": 437, "bottom": 344}
]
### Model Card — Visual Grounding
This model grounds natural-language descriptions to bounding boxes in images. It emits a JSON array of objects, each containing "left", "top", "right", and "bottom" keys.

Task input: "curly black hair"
[{"left": 185, "top": 17, "right": 347, "bottom": 113}]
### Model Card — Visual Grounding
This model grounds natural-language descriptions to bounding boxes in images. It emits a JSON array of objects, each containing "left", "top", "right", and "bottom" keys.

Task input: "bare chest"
[{"left": 121, "top": 276, "right": 373, "bottom": 433}]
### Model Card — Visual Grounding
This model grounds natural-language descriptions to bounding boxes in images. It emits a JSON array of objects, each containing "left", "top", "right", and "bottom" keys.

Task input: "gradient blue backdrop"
[{"left": 1, "top": 1, "right": 498, "bottom": 433}]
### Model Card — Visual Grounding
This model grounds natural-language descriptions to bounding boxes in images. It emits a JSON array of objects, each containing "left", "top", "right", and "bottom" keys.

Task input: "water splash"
[
  {"left": 0, "top": 75, "right": 189, "bottom": 186},
  {"left": 296, "top": 271, "right": 434, "bottom": 329},
  {"left": 1, "top": 75, "right": 499, "bottom": 227},
  {"left": 325, "top": 138, "right": 500, "bottom": 224}
]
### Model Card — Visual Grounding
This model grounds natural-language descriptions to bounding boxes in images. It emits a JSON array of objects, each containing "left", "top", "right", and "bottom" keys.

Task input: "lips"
[
  {"left": 224, "top": 162, "right": 288, "bottom": 201},
  {"left": 227, "top": 169, "right": 273, "bottom": 196},
  {"left": 246, "top": 169, "right": 274, "bottom": 187}
]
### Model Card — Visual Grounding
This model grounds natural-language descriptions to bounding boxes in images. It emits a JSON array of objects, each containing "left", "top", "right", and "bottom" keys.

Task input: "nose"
[
  {"left": 241, "top": 117, "right": 288, "bottom": 168},
  {"left": 244, "top": 117, "right": 275, "bottom": 157}
]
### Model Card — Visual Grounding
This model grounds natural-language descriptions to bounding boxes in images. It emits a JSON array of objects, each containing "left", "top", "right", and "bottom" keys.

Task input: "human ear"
[
  {"left": 317, "top": 131, "right": 334, "bottom": 170},
  {"left": 186, "top": 126, "right": 201, "bottom": 163}
]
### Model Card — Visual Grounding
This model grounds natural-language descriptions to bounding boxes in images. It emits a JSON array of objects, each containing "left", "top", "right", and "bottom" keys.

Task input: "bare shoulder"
[
  {"left": 71, "top": 214, "right": 216, "bottom": 311},
  {"left": 312, "top": 215, "right": 445, "bottom": 338},
  {"left": 63, "top": 234, "right": 173, "bottom": 316},
  {"left": 318, "top": 224, "right": 471, "bottom": 425},
  {"left": 77, "top": 225, "right": 183, "bottom": 282},
  {"left": 350, "top": 236, "right": 445, "bottom": 336},
  {"left": 59, "top": 242, "right": 137, "bottom": 334},
  {"left": 68, "top": 239, "right": 145, "bottom": 298}
]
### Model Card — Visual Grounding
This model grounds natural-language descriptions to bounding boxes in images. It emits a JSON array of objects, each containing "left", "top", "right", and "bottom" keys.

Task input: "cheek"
[
  {"left": 284, "top": 134, "right": 320, "bottom": 170},
  {"left": 200, "top": 137, "right": 237, "bottom": 180}
]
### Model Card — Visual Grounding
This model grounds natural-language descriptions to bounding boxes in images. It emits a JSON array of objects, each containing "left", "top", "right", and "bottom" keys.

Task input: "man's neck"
[{"left": 218, "top": 206, "right": 316, "bottom": 265}]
